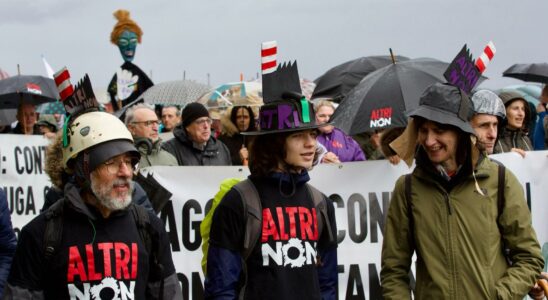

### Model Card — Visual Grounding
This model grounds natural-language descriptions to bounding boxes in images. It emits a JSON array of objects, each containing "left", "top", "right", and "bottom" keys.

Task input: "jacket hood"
[
  {"left": 45, "top": 132, "right": 67, "bottom": 189},
  {"left": 172, "top": 123, "right": 192, "bottom": 145},
  {"left": 220, "top": 107, "right": 239, "bottom": 137},
  {"left": 380, "top": 127, "right": 405, "bottom": 158},
  {"left": 390, "top": 118, "right": 480, "bottom": 168},
  {"left": 134, "top": 136, "right": 163, "bottom": 155}
]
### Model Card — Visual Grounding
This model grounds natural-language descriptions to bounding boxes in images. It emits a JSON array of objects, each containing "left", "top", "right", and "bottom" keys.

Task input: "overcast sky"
[{"left": 1, "top": 0, "right": 547, "bottom": 92}]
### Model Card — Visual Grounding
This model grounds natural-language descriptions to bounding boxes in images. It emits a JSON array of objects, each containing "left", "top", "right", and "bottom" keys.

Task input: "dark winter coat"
[
  {"left": 493, "top": 127, "right": 533, "bottom": 153},
  {"left": 4, "top": 182, "right": 181, "bottom": 299},
  {"left": 217, "top": 106, "right": 255, "bottom": 165},
  {"left": 162, "top": 124, "right": 231, "bottom": 166},
  {"left": 0, "top": 191, "right": 16, "bottom": 297}
]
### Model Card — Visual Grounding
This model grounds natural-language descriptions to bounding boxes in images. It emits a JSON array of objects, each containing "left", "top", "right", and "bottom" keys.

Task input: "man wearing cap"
[
  {"left": 470, "top": 90, "right": 506, "bottom": 154},
  {"left": 162, "top": 102, "right": 231, "bottom": 166},
  {"left": 4, "top": 111, "right": 181, "bottom": 299},
  {"left": 125, "top": 103, "right": 177, "bottom": 168},
  {"left": 381, "top": 83, "right": 543, "bottom": 299}
]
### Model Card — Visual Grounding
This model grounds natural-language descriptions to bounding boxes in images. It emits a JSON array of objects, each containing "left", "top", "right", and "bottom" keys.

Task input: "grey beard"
[{"left": 90, "top": 176, "right": 133, "bottom": 211}]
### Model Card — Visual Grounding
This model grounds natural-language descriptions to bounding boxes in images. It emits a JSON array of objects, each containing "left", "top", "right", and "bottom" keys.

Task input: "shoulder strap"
[
  {"left": 233, "top": 179, "right": 262, "bottom": 260},
  {"left": 43, "top": 198, "right": 65, "bottom": 262},
  {"left": 497, "top": 164, "right": 506, "bottom": 220},
  {"left": 404, "top": 174, "right": 417, "bottom": 293},
  {"left": 405, "top": 174, "right": 413, "bottom": 232},
  {"left": 131, "top": 204, "right": 152, "bottom": 256},
  {"left": 131, "top": 204, "right": 165, "bottom": 297},
  {"left": 306, "top": 184, "right": 334, "bottom": 243},
  {"left": 496, "top": 164, "right": 512, "bottom": 265}
]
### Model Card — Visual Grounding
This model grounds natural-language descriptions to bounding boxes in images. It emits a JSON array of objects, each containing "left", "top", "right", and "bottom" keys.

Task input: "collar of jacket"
[
  {"left": 414, "top": 147, "right": 490, "bottom": 187},
  {"left": 255, "top": 170, "right": 311, "bottom": 185},
  {"left": 134, "top": 137, "right": 163, "bottom": 155},
  {"left": 173, "top": 124, "right": 221, "bottom": 155}
]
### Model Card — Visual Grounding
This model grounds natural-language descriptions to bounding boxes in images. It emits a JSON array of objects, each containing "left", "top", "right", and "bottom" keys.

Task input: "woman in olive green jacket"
[{"left": 381, "top": 83, "right": 544, "bottom": 300}]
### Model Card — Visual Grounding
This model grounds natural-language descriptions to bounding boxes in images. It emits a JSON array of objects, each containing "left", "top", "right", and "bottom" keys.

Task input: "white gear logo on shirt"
[
  {"left": 90, "top": 277, "right": 120, "bottom": 299},
  {"left": 282, "top": 238, "right": 306, "bottom": 268}
]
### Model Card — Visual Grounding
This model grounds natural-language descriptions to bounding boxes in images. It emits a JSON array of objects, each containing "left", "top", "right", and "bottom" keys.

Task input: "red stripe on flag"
[
  {"left": 59, "top": 86, "right": 74, "bottom": 101},
  {"left": 262, "top": 61, "right": 277, "bottom": 70},
  {"left": 261, "top": 47, "right": 277, "bottom": 57},
  {"left": 54, "top": 70, "right": 70, "bottom": 86},
  {"left": 475, "top": 59, "right": 486, "bottom": 73},
  {"left": 484, "top": 46, "right": 494, "bottom": 60}
]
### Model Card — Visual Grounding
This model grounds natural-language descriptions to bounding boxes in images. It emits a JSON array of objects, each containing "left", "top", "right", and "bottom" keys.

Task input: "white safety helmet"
[{"left": 62, "top": 111, "right": 139, "bottom": 172}]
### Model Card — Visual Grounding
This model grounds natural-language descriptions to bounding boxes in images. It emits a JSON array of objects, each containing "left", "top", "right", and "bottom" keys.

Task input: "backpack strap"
[
  {"left": 232, "top": 179, "right": 262, "bottom": 300},
  {"left": 495, "top": 164, "right": 512, "bottom": 265},
  {"left": 404, "top": 174, "right": 416, "bottom": 293},
  {"left": 497, "top": 164, "right": 506, "bottom": 221},
  {"left": 43, "top": 198, "right": 65, "bottom": 263},
  {"left": 131, "top": 204, "right": 152, "bottom": 255},
  {"left": 305, "top": 184, "right": 334, "bottom": 243},
  {"left": 131, "top": 204, "right": 165, "bottom": 297},
  {"left": 404, "top": 174, "right": 414, "bottom": 245},
  {"left": 232, "top": 179, "right": 262, "bottom": 260}
]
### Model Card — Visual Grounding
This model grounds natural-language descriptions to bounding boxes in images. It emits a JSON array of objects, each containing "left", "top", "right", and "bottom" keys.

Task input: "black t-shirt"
[
  {"left": 209, "top": 174, "right": 337, "bottom": 300},
  {"left": 8, "top": 202, "right": 175, "bottom": 300}
]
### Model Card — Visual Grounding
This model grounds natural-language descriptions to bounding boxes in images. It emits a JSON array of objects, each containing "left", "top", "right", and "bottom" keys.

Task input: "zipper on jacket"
[{"left": 444, "top": 192, "right": 453, "bottom": 215}]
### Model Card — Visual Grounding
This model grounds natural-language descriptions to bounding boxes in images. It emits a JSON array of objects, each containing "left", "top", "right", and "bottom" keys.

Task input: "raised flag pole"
[{"left": 475, "top": 41, "right": 496, "bottom": 74}]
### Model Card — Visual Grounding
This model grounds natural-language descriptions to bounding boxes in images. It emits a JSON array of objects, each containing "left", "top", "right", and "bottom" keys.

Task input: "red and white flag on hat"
[
  {"left": 261, "top": 41, "right": 277, "bottom": 74},
  {"left": 53, "top": 67, "right": 74, "bottom": 101},
  {"left": 475, "top": 41, "right": 496, "bottom": 74}
]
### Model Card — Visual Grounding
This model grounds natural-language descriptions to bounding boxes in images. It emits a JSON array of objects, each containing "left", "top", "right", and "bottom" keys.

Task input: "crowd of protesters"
[{"left": 1, "top": 8, "right": 548, "bottom": 300}]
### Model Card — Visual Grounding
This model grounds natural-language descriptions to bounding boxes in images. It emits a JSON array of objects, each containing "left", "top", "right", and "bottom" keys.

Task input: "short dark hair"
[{"left": 248, "top": 132, "right": 290, "bottom": 176}]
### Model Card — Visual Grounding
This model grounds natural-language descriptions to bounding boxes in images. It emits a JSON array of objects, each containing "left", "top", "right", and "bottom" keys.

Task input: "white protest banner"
[
  {"left": 3, "top": 133, "right": 547, "bottom": 299},
  {"left": 144, "top": 151, "right": 548, "bottom": 300},
  {"left": 1, "top": 134, "right": 51, "bottom": 237}
]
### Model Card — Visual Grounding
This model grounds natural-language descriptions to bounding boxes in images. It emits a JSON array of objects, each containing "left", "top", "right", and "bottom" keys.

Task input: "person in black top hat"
[{"left": 205, "top": 59, "right": 338, "bottom": 300}]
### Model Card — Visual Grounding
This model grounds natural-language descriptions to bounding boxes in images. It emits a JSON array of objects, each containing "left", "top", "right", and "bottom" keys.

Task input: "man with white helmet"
[
  {"left": 470, "top": 90, "right": 506, "bottom": 154},
  {"left": 4, "top": 76, "right": 181, "bottom": 299}
]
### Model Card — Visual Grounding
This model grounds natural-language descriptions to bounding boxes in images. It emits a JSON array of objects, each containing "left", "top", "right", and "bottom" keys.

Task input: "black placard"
[{"left": 443, "top": 45, "right": 481, "bottom": 94}]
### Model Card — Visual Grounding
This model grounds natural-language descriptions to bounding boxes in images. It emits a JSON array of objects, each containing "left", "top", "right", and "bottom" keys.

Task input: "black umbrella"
[
  {"left": 0, "top": 75, "right": 59, "bottom": 108},
  {"left": 331, "top": 57, "right": 486, "bottom": 135},
  {"left": 503, "top": 63, "right": 548, "bottom": 83},
  {"left": 311, "top": 55, "right": 409, "bottom": 102}
]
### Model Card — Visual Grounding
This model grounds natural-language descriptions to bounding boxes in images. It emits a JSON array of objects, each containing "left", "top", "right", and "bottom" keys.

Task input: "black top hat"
[{"left": 242, "top": 61, "right": 329, "bottom": 136}]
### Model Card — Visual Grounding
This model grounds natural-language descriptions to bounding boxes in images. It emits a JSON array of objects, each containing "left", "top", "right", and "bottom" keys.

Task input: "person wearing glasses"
[
  {"left": 125, "top": 104, "right": 177, "bottom": 168},
  {"left": 5, "top": 110, "right": 181, "bottom": 299},
  {"left": 162, "top": 102, "right": 231, "bottom": 166}
]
